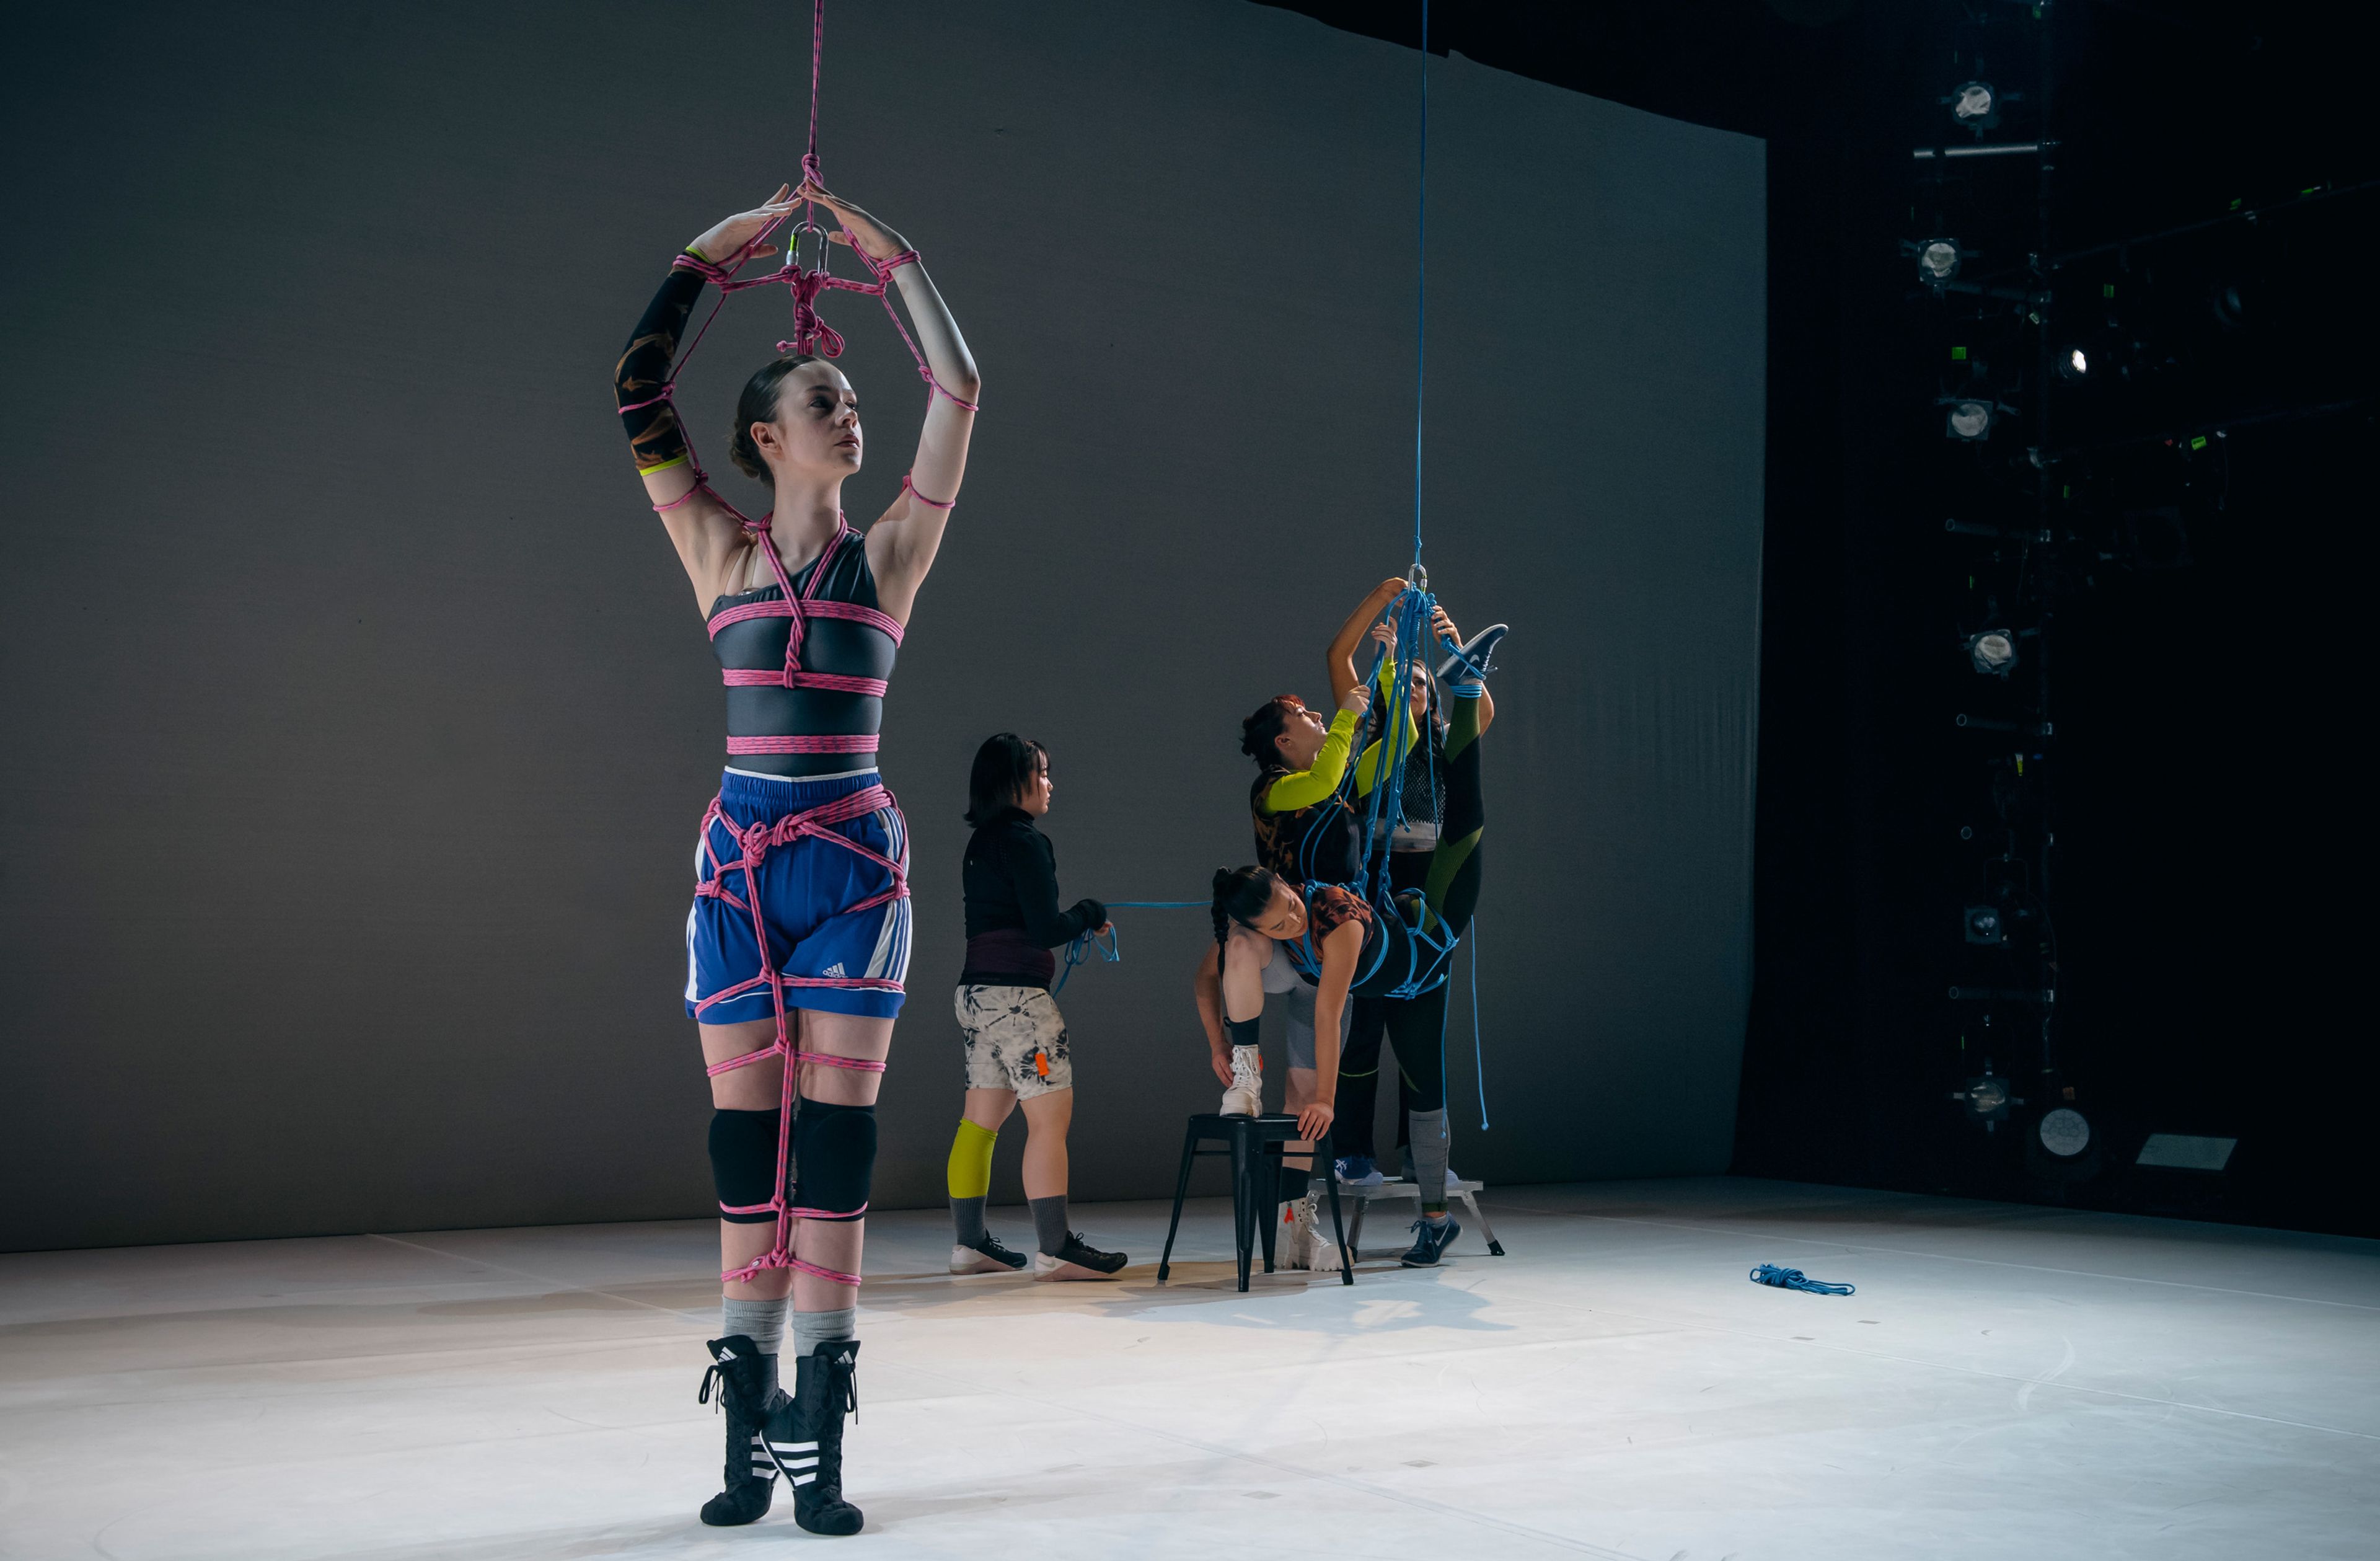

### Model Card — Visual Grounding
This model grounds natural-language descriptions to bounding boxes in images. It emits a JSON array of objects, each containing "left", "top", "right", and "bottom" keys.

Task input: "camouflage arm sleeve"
[{"left": 614, "top": 255, "right": 708, "bottom": 474}]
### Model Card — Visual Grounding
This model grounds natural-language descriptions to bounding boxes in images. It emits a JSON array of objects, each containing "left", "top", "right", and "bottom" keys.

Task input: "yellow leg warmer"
[{"left": 946, "top": 1118, "right": 997, "bottom": 1200}]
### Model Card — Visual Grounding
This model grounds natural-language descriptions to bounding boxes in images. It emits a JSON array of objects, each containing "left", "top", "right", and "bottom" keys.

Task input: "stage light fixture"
[
  {"left": 2059, "top": 346, "right": 2089, "bottom": 379},
  {"left": 1919, "top": 238, "right": 1962, "bottom": 285},
  {"left": 1944, "top": 399, "right": 1996, "bottom": 440},
  {"left": 1966, "top": 629, "right": 2017, "bottom": 675},
  {"left": 1950, "top": 81, "right": 1998, "bottom": 130},
  {"left": 2037, "top": 1107, "right": 2091, "bottom": 1158},
  {"left": 1963, "top": 904, "right": 2006, "bottom": 944},
  {"left": 1950, "top": 1068, "right": 2020, "bottom": 1129}
]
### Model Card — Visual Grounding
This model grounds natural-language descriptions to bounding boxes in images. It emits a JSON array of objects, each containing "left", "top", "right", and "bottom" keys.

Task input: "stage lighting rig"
[
  {"left": 2036, "top": 1107, "right": 2090, "bottom": 1158},
  {"left": 1950, "top": 1066, "right": 2022, "bottom": 1131},
  {"left": 1916, "top": 237, "right": 1963, "bottom": 285},
  {"left": 1949, "top": 79, "right": 1998, "bottom": 132},
  {"left": 1942, "top": 397, "right": 2010, "bottom": 441},
  {"left": 1965, "top": 628, "right": 2017, "bottom": 675},
  {"left": 2057, "top": 345, "right": 2089, "bottom": 379}
]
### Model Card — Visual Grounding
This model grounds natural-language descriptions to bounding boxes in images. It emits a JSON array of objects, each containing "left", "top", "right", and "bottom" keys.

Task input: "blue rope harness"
[{"left": 1750, "top": 1264, "right": 1856, "bottom": 1296}]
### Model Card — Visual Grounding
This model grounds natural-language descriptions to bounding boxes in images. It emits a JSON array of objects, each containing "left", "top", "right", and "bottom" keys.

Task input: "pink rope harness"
[
  {"left": 708, "top": 518, "right": 905, "bottom": 754},
  {"left": 694, "top": 777, "right": 908, "bottom": 1286},
  {"left": 630, "top": 1, "right": 956, "bottom": 1288}
]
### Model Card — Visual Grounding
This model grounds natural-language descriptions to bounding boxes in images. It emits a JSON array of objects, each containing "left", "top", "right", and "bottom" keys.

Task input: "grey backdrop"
[{"left": 0, "top": 1, "right": 1763, "bottom": 1251}]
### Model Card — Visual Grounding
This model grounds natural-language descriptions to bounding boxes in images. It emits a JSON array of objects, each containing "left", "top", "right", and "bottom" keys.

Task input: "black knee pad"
[
  {"left": 708, "top": 1108, "right": 783, "bottom": 1223},
  {"left": 790, "top": 1097, "right": 877, "bottom": 1223}
]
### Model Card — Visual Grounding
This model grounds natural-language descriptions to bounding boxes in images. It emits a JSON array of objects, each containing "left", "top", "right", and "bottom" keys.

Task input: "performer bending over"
[
  {"left": 615, "top": 179, "right": 978, "bottom": 1536},
  {"left": 948, "top": 733, "right": 1128, "bottom": 1281},
  {"left": 1207, "top": 601, "right": 1500, "bottom": 1267}
]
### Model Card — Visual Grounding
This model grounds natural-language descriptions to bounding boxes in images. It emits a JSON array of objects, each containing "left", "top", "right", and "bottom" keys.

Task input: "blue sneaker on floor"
[
  {"left": 1334, "top": 1156, "right": 1385, "bottom": 1188},
  {"left": 1399, "top": 1215, "right": 1460, "bottom": 1267}
]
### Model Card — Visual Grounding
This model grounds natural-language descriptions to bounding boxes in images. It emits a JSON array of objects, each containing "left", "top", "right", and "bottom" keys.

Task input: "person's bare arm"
[
  {"left": 1194, "top": 947, "right": 1234, "bottom": 1087},
  {"left": 800, "top": 180, "right": 980, "bottom": 623},
  {"left": 1326, "top": 578, "right": 1410, "bottom": 705},
  {"left": 1297, "top": 922, "right": 1362, "bottom": 1141}
]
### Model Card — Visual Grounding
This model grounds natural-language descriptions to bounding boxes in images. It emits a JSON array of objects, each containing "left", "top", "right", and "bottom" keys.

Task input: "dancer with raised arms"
[{"left": 615, "top": 174, "right": 978, "bottom": 1536}]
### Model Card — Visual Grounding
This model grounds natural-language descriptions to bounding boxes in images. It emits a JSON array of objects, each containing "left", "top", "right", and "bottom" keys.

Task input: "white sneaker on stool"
[{"left": 1221, "top": 1046, "right": 1263, "bottom": 1117}]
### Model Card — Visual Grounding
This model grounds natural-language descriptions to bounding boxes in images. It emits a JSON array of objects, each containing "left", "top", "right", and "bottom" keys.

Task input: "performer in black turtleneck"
[{"left": 945, "top": 733, "right": 1129, "bottom": 1281}]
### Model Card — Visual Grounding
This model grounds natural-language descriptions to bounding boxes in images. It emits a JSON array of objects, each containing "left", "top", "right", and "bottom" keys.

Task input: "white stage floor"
[{"left": 2, "top": 1177, "right": 2374, "bottom": 1559}]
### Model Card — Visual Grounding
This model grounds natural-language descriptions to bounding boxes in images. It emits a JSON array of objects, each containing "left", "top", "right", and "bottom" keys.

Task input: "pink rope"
[
  {"left": 901, "top": 473, "right": 955, "bottom": 510},
  {"left": 694, "top": 775, "right": 908, "bottom": 1287},
  {"left": 725, "top": 734, "right": 881, "bottom": 755}
]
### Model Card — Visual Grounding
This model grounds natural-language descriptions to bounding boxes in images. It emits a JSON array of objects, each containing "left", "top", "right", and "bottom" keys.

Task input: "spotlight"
[
  {"left": 2058, "top": 346, "right": 2089, "bottom": 379},
  {"left": 1950, "top": 80, "right": 1998, "bottom": 131},
  {"left": 1963, "top": 904, "right": 2006, "bottom": 944},
  {"left": 1944, "top": 398, "right": 1997, "bottom": 440},
  {"left": 1966, "top": 629, "right": 2017, "bottom": 675},
  {"left": 1950, "top": 1068, "right": 2021, "bottom": 1128},
  {"left": 2037, "top": 1107, "right": 2091, "bottom": 1158},
  {"left": 1919, "top": 238, "right": 1962, "bottom": 285}
]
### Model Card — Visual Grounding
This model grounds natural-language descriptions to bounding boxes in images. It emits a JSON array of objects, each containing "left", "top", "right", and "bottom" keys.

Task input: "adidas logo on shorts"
[{"left": 822, "top": 963, "right": 847, "bottom": 978}]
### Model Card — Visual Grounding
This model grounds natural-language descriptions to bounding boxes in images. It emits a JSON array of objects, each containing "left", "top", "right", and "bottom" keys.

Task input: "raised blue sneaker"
[
  {"left": 1399, "top": 1215, "right": 1461, "bottom": 1267},
  {"left": 1334, "top": 1155, "right": 1385, "bottom": 1188},
  {"left": 1436, "top": 623, "right": 1507, "bottom": 683}
]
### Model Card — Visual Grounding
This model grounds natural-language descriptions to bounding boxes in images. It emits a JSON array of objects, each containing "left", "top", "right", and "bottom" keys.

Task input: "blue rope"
[
  {"left": 1050, "top": 901, "right": 1207, "bottom": 994},
  {"left": 1468, "top": 916, "right": 1488, "bottom": 1130},
  {"left": 1750, "top": 1264, "right": 1856, "bottom": 1297},
  {"left": 1412, "top": 0, "right": 1429, "bottom": 575}
]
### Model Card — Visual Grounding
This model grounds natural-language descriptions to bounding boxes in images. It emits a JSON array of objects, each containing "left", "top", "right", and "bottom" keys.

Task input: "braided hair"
[{"left": 1210, "top": 865, "right": 1280, "bottom": 979}]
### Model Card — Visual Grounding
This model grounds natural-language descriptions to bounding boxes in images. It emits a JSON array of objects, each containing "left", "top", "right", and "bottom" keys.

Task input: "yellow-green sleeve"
[
  {"left": 1261, "top": 709, "right": 1360, "bottom": 813},
  {"left": 1352, "top": 659, "right": 1420, "bottom": 797}
]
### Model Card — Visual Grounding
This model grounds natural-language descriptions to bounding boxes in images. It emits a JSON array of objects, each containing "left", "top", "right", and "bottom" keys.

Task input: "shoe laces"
[{"left": 698, "top": 1363, "right": 723, "bottom": 1410}]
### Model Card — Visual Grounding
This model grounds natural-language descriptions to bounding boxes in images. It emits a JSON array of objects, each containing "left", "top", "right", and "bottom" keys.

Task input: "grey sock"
[
  {"left": 791, "top": 1306, "right": 857, "bottom": 1356},
  {"left": 1408, "top": 1108, "right": 1451, "bottom": 1211},
  {"left": 721, "top": 1294, "right": 788, "bottom": 1353},
  {"left": 1029, "top": 1195, "right": 1070, "bottom": 1257},
  {"left": 951, "top": 1195, "right": 988, "bottom": 1248}
]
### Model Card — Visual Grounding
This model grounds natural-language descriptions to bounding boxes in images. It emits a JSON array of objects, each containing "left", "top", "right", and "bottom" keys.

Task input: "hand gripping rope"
[
  {"left": 638, "top": 0, "right": 954, "bottom": 1285},
  {"left": 615, "top": 0, "right": 976, "bottom": 547}
]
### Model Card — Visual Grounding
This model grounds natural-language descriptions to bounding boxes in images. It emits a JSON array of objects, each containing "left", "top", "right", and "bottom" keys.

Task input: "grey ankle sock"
[
  {"left": 1407, "top": 1108, "right": 1451, "bottom": 1210},
  {"left": 1029, "top": 1195, "right": 1070, "bottom": 1257},
  {"left": 721, "top": 1294, "right": 788, "bottom": 1353},
  {"left": 951, "top": 1195, "right": 988, "bottom": 1247},
  {"left": 791, "top": 1306, "right": 856, "bottom": 1356}
]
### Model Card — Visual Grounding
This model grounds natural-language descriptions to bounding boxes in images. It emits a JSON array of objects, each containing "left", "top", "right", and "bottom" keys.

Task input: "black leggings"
[
  {"left": 1339, "top": 855, "right": 1426, "bottom": 1159},
  {"left": 1333, "top": 696, "right": 1484, "bottom": 1146}
]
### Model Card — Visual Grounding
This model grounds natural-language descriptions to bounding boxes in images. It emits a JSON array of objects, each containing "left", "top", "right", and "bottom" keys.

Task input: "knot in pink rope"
[{"left": 781, "top": 264, "right": 848, "bottom": 359}]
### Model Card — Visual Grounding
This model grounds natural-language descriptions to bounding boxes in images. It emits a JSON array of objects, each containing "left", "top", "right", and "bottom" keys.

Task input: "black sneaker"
[
  {"left": 764, "top": 1338, "right": 864, "bottom": 1537},
  {"left": 1032, "top": 1232, "right": 1127, "bottom": 1281},
  {"left": 1436, "top": 623, "right": 1508, "bottom": 683},
  {"left": 949, "top": 1233, "right": 1029, "bottom": 1274},
  {"left": 1399, "top": 1215, "right": 1461, "bottom": 1267},
  {"left": 697, "top": 1335, "right": 787, "bottom": 1526}
]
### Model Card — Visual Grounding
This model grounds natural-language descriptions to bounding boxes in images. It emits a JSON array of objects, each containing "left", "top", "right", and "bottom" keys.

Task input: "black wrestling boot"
[
  {"left": 697, "top": 1335, "right": 785, "bottom": 1526},
  {"left": 765, "top": 1338, "right": 865, "bottom": 1536}
]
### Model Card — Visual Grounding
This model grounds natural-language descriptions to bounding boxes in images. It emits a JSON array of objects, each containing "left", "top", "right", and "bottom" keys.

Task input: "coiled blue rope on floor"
[{"left": 1750, "top": 1264, "right": 1856, "bottom": 1296}]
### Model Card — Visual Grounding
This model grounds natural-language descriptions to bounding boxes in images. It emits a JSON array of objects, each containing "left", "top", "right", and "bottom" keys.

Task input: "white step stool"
[{"left": 1338, "top": 1174, "right": 1505, "bottom": 1259}]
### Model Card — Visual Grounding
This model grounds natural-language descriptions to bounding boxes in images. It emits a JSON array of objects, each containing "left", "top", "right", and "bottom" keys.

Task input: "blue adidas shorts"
[{"left": 685, "top": 768, "right": 911, "bottom": 1024}]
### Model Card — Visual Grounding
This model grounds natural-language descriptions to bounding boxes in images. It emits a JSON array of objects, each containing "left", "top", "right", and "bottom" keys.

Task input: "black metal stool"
[{"left": 1157, "top": 1113, "right": 1354, "bottom": 1291}]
